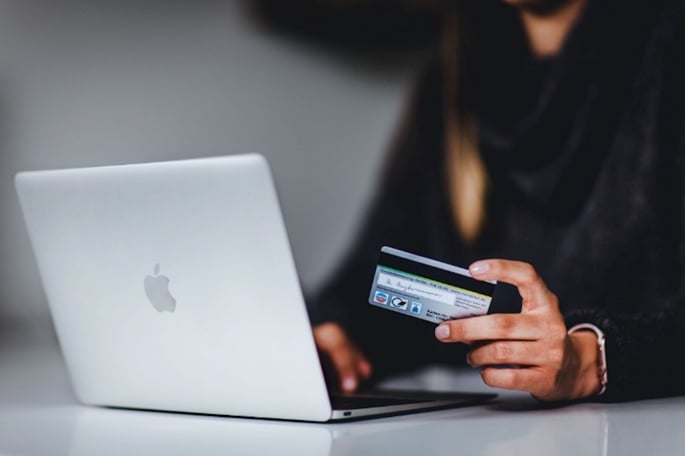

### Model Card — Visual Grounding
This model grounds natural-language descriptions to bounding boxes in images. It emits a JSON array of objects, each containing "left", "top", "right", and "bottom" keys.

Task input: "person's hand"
[
  {"left": 434, "top": 259, "right": 601, "bottom": 401},
  {"left": 313, "top": 322, "right": 372, "bottom": 393}
]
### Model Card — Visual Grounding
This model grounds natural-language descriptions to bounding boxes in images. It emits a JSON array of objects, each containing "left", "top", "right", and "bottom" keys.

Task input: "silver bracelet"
[{"left": 568, "top": 323, "right": 608, "bottom": 396}]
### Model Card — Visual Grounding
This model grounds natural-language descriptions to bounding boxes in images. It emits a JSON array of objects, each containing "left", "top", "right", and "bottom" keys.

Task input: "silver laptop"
[{"left": 15, "top": 154, "right": 494, "bottom": 422}]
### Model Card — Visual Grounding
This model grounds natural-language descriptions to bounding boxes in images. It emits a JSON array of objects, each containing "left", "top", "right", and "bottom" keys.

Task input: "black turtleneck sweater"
[{"left": 308, "top": 0, "right": 685, "bottom": 401}]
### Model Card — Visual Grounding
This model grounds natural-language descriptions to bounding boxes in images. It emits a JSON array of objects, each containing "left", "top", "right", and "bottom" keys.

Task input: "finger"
[
  {"left": 469, "top": 259, "right": 556, "bottom": 311},
  {"left": 313, "top": 323, "right": 369, "bottom": 392},
  {"left": 357, "top": 358, "right": 373, "bottom": 379},
  {"left": 435, "top": 313, "right": 545, "bottom": 343},
  {"left": 467, "top": 341, "right": 552, "bottom": 367},
  {"left": 328, "top": 347, "right": 362, "bottom": 392},
  {"left": 480, "top": 366, "right": 545, "bottom": 393}
]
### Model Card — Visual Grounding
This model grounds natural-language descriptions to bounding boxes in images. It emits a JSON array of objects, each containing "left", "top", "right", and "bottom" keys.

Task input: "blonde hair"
[{"left": 443, "top": 5, "right": 489, "bottom": 244}]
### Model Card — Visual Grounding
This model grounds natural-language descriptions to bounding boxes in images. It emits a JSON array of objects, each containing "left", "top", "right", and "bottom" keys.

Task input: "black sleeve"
[
  {"left": 305, "top": 191, "right": 428, "bottom": 330},
  {"left": 306, "top": 62, "right": 442, "bottom": 328},
  {"left": 564, "top": 19, "right": 685, "bottom": 401},
  {"left": 305, "top": 61, "right": 462, "bottom": 378},
  {"left": 565, "top": 303, "right": 685, "bottom": 401},
  {"left": 566, "top": 161, "right": 685, "bottom": 402}
]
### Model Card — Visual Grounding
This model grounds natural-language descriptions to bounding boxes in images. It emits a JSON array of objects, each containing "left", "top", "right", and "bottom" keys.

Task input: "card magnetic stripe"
[{"left": 377, "top": 251, "right": 495, "bottom": 297}]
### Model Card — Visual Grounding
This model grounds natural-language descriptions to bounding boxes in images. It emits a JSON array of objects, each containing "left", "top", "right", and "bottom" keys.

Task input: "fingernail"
[
  {"left": 435, "top": 325, "right": 450, "bottom": 340},
  {"left": 469, "top": 261, "right": 490, "bottom": 275},
  {"left": 466, "top": 353, "right": 472, "bottom": 366},
  {"left": 342, "top": 377, "right": 357, "bottom": 392}
]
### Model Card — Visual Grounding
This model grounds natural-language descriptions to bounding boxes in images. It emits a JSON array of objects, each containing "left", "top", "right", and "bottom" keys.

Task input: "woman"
[{"left": 308, "top": 0, "right": 685, "bottom": 402}]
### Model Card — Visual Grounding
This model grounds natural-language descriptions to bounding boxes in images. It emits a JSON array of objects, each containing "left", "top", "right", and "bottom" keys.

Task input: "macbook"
[{"left": 15, "top": 154, "right": 494, "bottom": 421}]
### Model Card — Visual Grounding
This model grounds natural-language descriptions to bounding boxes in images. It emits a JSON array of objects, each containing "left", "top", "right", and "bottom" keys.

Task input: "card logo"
[
  {"left": 144, "top": 264, "right": 177, "bottom": 312},
  {"left": 373, "top": 291, "right": 389, "bottom": 304},
  {"left": 410, "top": 301, "right": 422, "bottom": 314},
  {"left": 390, "top": 296, "right": 409, "bottom": 310}
]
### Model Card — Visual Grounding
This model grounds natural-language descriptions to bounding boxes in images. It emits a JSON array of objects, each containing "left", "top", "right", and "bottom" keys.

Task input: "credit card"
[{"left": 368, "top": 246, "right": 496, "bottom": 324}]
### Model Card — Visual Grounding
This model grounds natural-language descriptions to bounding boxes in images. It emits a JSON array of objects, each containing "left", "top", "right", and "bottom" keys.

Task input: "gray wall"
[{"left": 0, "top": 1, "right": 425, "bottom": 333}]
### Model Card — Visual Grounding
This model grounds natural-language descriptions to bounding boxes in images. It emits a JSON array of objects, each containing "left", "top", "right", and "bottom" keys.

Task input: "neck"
[{"left": 516, "top": 0, "right": 589, "bottom": 58}]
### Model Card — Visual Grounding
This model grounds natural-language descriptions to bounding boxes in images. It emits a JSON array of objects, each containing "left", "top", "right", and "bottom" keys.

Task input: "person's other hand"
[
  {"left": 313, "top": 322, "right": 372, "bottom": 393},
  {"left": 434, "top": 259, "right": 601, "bottom": 401}
]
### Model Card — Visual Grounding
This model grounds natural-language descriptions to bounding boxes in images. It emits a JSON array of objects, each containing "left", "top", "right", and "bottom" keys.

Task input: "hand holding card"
[{"left": 433, "top": 259, "right": 603, "bottom": 401}]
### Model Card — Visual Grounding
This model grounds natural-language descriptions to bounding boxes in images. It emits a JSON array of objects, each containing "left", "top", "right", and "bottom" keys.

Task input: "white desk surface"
[{"left": 1, "top": 332, "right": 684, "bottom": 456}]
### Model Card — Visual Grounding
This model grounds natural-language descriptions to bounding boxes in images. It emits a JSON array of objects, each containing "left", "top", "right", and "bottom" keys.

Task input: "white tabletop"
[{"left": 2, "top": 330, "right": 683, "bottom": 456}]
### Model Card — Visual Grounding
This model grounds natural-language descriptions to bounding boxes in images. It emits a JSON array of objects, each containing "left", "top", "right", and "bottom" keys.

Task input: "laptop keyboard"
[{"left": 330, "top": 394, "right": 435, "bottom": 410}]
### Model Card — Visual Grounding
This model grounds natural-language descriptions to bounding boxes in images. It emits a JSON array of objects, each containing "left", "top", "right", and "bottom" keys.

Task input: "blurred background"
[{"left": 0, "top": 1, "right": 441, "bottom": 341}]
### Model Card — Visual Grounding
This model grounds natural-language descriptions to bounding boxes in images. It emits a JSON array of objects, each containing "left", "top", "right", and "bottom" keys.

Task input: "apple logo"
[{"left": 144, "top": 264, "right": 177, "bottom": 312}]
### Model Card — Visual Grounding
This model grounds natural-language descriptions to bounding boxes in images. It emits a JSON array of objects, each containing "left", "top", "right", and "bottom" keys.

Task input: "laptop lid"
[
  {"left": 16, "top": 154, "right": 495, "bottom": 422},
  {"left": 15, "top": 154, "right": 334, "bottom": 421}
]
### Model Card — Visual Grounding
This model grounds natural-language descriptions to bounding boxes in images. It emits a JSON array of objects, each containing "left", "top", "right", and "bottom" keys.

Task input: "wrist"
[{"left": 568, "top": 331, "right": 603, "bottom": 398}]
